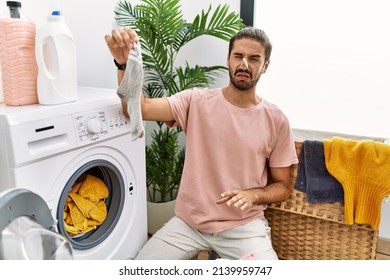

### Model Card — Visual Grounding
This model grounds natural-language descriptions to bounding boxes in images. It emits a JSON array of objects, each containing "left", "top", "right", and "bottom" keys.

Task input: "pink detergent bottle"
[{"left": 0, "top": 1, "right": 38, "bottom": 106}]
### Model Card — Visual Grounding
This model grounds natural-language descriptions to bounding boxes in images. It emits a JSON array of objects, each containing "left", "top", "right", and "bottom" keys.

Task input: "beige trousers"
[{"left": 135, "top": 216, "right": 278, "bottom": 260}]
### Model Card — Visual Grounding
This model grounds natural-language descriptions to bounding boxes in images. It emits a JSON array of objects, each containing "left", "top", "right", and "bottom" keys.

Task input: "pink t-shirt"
[{"left": 166, "top": 88, "right": 298, "bottom": 233}]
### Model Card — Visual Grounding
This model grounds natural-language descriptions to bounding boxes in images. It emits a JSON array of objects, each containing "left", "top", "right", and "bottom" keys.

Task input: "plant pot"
[{"left": 147, "top": 200, "right": 176, "bottom": 235}]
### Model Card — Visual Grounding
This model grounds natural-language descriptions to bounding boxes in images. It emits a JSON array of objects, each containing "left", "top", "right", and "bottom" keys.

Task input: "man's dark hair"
[{"left": 228, "top": 27, "right": 272, "bottom": 62}]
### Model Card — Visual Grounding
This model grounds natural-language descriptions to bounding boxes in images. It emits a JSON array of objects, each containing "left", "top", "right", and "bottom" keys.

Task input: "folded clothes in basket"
[
  {"left": 295, "top": 140, "right": 344, "bottom": 203},
  {"left": 324, "top": 137, "right": 390, "bottom": 230}
]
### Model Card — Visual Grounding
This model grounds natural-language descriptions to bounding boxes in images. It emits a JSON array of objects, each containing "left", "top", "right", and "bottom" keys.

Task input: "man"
[{"left": 105, "top": 27, "right": 298, "bottom": 259}]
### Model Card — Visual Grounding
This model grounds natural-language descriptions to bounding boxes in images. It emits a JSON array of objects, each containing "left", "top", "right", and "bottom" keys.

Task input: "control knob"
[{"left": 86, "top": 118, "right": 102, "bottom": 134}]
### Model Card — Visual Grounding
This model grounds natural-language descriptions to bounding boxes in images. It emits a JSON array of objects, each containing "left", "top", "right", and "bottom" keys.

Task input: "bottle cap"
[{"left": 6, "top": 1, "right": 21, "bottom": 8}]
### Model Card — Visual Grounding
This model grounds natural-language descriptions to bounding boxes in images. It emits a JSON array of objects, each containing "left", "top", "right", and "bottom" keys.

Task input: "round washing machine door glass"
[{"left": 57, "top": 159, "right": 126, "bottom": 250}]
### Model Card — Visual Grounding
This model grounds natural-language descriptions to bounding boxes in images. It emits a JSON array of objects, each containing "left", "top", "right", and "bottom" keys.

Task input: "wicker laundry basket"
[{"left": 264, "top": 141, "right": 379, "bottom": 260}]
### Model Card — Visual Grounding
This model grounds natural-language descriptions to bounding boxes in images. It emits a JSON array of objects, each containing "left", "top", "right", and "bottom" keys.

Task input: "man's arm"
[
  {"left": 216, "top": 166, "right": 292, "bottom": 211},
  {"left": 119, "top": 88, "right": 174, "bottom": 122},
  {"left": 107, "top": 28, "right": 174, "bottom": 122}
]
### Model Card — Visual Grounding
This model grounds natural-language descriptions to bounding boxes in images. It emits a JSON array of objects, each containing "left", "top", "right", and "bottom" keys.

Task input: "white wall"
[
  {"left": 254, "top": 0, "right": 390, "bottom": 238},
  {"left": 255, "top": 0, "right": 390, "bottom": 139}
]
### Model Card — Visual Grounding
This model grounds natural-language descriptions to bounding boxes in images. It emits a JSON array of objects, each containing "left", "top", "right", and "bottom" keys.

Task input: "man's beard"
[{"left": 229, "top": 69, "right": 260, "bottom": 91}]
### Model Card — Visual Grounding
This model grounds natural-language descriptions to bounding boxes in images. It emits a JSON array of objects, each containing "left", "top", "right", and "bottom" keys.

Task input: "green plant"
[
  {"left": 114, "top": 0, "right": 244, "bottom": 202},
  {"left": 145, "top": 129, "right": 185, "bottom": 202}
]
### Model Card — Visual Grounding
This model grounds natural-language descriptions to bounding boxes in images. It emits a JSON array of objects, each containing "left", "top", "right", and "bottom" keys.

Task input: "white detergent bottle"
[{"left": 35, "top": 8, "right": 77, "bottom": 105}]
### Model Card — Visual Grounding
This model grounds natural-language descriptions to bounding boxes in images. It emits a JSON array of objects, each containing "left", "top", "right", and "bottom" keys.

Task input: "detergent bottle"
[
  {"left": 35, "top": 8, "right": 77, "bottom": 105},
  {"left": 0, "top": 1, "right": 39, "bottom": 106}
]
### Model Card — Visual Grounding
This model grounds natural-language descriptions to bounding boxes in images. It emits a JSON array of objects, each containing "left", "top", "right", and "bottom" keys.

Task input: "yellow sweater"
[{"left": 323, "top": 137, "right": 390, "bottom": 230}]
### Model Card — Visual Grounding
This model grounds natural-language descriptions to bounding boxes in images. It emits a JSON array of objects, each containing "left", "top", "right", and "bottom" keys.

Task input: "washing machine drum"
[
  {"left": 0, "top": 189, "right": 73, "bottom": 260},
  {"left": 56, "top": 160, "right": 127, "bottom": 251}
]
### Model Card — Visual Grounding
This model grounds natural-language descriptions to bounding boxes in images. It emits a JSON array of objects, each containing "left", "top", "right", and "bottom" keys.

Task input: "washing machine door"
[{"left": 0, "top": 189, "right": 73, "bottom": 260}]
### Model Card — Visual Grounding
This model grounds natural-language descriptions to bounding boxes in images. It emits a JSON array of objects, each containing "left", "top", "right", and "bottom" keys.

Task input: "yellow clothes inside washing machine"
[{"left": 64, "top": 174, "right": 109, "bottom": 235}]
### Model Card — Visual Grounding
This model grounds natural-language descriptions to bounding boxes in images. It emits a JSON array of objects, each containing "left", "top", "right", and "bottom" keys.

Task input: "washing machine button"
[{"left": 87, "top": 118, "right": 102, "bottom": 134}]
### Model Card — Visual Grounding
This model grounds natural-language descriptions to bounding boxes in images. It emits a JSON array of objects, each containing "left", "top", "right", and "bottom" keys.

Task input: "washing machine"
[{"left": 0, "top": 86, "right": 147, "bottom": 259}]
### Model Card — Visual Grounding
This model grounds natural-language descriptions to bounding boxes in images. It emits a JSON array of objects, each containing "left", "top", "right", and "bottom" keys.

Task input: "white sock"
[{"left": 117, "top": 42, "right": 145, "bottom": 141}]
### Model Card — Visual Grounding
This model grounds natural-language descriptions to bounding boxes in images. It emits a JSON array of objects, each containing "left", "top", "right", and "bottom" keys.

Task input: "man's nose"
[{"left": 241, "top": 57, "right": 249, "bottom": 68}]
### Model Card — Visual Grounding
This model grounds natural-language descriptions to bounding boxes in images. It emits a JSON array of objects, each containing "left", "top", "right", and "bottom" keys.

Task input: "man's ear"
[{"left": 262, "top": 60, "right": 270, "bottom": 74}]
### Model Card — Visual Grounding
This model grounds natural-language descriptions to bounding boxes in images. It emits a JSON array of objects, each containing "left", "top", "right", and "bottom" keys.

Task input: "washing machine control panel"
[{"left": 74, "top": 105, "right": 129, "bottom": 143}]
